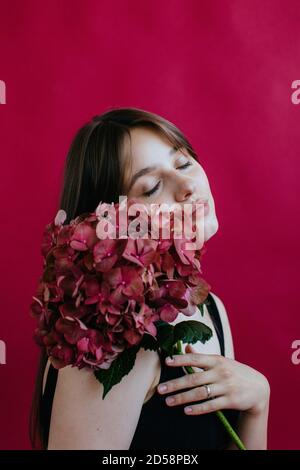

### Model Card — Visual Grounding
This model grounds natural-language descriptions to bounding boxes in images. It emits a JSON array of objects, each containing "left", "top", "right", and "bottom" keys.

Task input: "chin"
[{"left": 204, "top": 216, "right": 219, "bottom": 242}]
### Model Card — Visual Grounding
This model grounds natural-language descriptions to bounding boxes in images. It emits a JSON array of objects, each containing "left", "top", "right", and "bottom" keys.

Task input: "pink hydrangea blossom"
[{"left": 30, "top": 199, "right": 210, "bottom": 371}]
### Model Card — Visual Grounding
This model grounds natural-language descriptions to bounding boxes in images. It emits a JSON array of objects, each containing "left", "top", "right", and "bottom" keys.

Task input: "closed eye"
[
  {"left": 143, "top": 161, "right": 192, "bottom": 197},
  {"left": 143, "top": 180, "right": 161, "bottom": 197},
  {"left": 177, "top": 161, "right": 192, "bottom": 170}
]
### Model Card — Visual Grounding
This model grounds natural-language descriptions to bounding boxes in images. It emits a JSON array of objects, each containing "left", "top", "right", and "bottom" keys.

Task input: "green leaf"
[
  {"left": 198, "top": 303, "right": 204, "bottom": 316},
  {"left": 139, "top": 332, "right": 159, "bottom": 351},
  {"left": 198, "top": 297, "right": 211, "bottom": 316},
  {"left": 94, "top": 344, "right": 140, "bottom": 399},
  {"left": 156, "top": 322, "right": 176, "bottom": 357},
  {"left": 93, "top": 317, "right": 213, "bottom": 399},
  {"left": 173, "top": 320, "right": 212, "bottom": 345}
]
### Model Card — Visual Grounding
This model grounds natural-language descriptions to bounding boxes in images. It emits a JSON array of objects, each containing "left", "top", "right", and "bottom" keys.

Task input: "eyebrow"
[{"left": 128, "top": 146, "right": 179, "bottom": 191}]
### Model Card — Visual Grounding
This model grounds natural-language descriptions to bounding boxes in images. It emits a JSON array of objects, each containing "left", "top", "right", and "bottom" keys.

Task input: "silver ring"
[{"left": 204, "top": 384, "right": 212, "bottom": 399}]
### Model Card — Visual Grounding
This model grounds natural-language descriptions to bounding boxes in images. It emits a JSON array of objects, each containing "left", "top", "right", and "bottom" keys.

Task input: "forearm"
[{"left": 226, "top": 400, "right": 270, "bottom": 450}]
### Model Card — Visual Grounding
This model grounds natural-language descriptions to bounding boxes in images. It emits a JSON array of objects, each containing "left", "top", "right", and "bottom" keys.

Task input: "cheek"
[
  {"left": 201, "top": 176, "right": 209, "bottom": 191},
  {"left": 195, "top": 168, "right": 210, "bottom": 192}
]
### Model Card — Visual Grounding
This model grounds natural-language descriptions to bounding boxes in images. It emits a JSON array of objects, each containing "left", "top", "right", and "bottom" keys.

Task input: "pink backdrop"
[{"left": 0, "top": 0, "right": 299, "bottom": 450}]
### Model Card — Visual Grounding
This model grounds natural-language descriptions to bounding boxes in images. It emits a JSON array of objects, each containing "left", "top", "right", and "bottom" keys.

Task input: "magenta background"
[{"left": 0, "top": 0, "right": 299, "bottom": 450}]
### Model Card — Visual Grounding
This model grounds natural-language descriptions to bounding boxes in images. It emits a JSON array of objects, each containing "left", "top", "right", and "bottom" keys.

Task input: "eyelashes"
[
  {"left": 143, "top": 161, "right": 193, "bottom": 197},
  {"left": 144, "top": 180, "right": 161, "bottom": 197},
  {"left": 177, "top": 161, "right": 192, "bottom": 170}
]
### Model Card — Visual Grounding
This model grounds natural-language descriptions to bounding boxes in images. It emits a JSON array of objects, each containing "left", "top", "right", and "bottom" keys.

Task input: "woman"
[{"left": 29, "top": 107, "right": 270, "bottom": 450}]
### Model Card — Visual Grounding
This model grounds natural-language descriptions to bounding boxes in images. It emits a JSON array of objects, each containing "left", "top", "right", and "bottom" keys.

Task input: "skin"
[
  {"left": 123, "top": 127, "right": 219, "bottom": 243},
  {"left": 122, "top": 127, "right": 270, "bottom": 450}
]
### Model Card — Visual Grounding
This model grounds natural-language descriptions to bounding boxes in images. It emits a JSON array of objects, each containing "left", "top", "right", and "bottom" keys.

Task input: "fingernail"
[
  {"left": 166, "top": 396, "right": 175, "bottom": 404},
  {"left": 158, "top": 384, "right": 167, "bottom": 392},
  {"left": 166, "top": 357, "right": 174, "bottom": 363}
]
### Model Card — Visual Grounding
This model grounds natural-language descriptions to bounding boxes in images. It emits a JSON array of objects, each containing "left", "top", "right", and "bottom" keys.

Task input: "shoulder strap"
[
  {"left": 41, "top": 362, "right": 58, "bottom": 447},
  {"left": 205, "top": 293, "right": 225, "bottom": 356}
]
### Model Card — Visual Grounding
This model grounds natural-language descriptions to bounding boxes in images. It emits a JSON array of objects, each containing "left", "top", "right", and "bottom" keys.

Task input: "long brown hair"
[{"left": 29, "top": 106, "right": 199, "bottom": 449}]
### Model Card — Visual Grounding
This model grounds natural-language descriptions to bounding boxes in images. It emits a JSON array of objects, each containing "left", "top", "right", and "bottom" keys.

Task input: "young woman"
[{"left": 29, "top": 107, "right": 270, "bottom": 450}]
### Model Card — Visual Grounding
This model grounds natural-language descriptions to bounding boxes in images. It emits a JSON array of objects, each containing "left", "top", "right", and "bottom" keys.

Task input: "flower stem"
[
  {"left": 174, "top": 341, "right": 247, "bottom": 450},
  {"left": 215, "top": 410, "right": 246, "bottom": 450}
]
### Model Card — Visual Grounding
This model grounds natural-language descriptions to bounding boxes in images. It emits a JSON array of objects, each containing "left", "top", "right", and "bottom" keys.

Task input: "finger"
[
  {"left": 165, "top": 352, "right": 218, "bottom": 369},
  {"left": 184, "top": 396, "right": 228, "bottom": 415},
  {"left": 164, "top": 383, "right": 225, "bottom": 408},
  {"left": 157, "top": 369, "right": 217, "bottom": 394}
]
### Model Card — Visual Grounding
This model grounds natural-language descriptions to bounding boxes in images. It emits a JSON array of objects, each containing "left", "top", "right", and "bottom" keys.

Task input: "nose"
[{"left": 174, "top": 176, "right": 195, "bottom": 203}]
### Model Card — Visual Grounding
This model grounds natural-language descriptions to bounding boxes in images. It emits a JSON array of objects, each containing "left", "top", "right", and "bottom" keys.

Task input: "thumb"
[{"left": 185, "top": 343, "right": 196, "bottom": 353}]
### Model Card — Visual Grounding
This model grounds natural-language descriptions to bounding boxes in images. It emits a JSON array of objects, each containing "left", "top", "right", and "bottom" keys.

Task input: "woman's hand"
[{"left": 157, "top": 344, "right": 270, "bottom": 416}]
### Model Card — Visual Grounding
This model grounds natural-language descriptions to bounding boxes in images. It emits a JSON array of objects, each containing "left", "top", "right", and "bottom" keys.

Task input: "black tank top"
[{"left": 41, "top": 293, "right": 240, "bottom": 449}]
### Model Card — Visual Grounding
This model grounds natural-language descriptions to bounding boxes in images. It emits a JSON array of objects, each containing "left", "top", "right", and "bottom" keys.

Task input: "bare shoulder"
[
  {"left": 47, "top": 346, "right": 160, "bottom": 449},
  {"left": 209, "top": 292, "right": 235, "bottom": 359}
]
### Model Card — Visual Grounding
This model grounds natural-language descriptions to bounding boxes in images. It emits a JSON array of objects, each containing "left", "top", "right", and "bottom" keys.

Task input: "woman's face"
[{"left": 122, "top": 127, "right": 219, "bottom": 242}]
